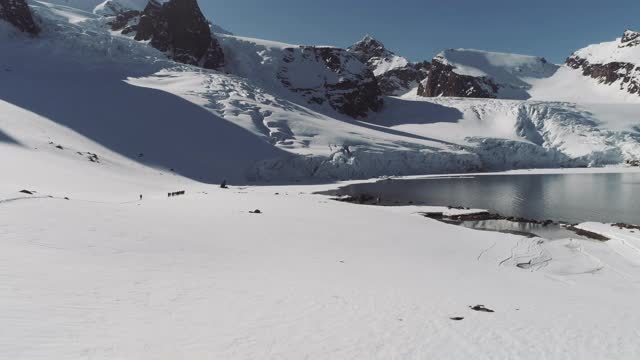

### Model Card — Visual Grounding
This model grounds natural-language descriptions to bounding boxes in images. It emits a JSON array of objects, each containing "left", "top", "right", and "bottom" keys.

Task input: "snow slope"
[
  {"left": 432, "top": 49, "right": 559, "bottom": 99},
  {"left": 2, "top": 2, "right": 640, "bottom": 359},
  {"left": 93, "top": 0, "right": 148, "bottom": 15},
  {"left": 528, "top": 66, "right": 640, "bottom": 104},
  {"left": 381, "top": 96, "right": 640, "bottom": 168},
  {"left": 2, "top": 168, "right": 640, "bottom": 359},
  {"left": 39, "top": 0, "right": 104, "bottom": 12},
  {"left": 572, "top": 30, "right": 640, "bottom": 65}
]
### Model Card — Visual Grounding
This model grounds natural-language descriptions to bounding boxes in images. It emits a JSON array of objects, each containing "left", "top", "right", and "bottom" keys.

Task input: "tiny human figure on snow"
[
  {"left": 139, "top": 194, "right": 143, "bottom": 200},
  {"left": 220, "top": 180, "right": 228, "bottom": 189}
]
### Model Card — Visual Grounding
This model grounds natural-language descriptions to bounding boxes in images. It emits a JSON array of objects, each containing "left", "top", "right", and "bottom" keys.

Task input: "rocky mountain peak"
[
  {"left": 348, "top": 34, "right": 392, "bottom": 62},
  {"left": 131, "top": 0, "right": 224, "bottom": 69},
  {"left": 347, "top": 35, "right": 430, "bottom": 96},
  {"left": 278, "top": 46, "right": 383, "bottom": 118},
  {"left": 0, "top": 0, "right": 40, "bottom": 35},
  {"left": 621, "top": 29, "right": 640, "bottom": 48},
  {"left": 566, "top": 30, "right": 640, "bottom": 98}
]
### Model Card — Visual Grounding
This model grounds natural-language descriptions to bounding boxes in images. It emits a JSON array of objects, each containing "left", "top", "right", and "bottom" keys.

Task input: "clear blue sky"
[{"left": 200, "top": 0, "right": 640, "bottom": 64}]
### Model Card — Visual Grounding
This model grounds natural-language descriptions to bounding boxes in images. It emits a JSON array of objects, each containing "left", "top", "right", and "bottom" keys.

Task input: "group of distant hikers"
[{"left": 137, "top": 180, "right": 228, "bottom": 201}]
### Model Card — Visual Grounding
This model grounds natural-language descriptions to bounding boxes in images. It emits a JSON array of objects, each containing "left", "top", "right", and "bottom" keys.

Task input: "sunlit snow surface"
[{"left": 1, "top": 2, "right": 640, "bottom": 359}]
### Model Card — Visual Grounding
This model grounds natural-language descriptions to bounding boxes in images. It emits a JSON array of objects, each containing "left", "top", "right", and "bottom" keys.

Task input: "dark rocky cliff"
[
  {"left": 278, "top": 46, "right": 383, "bottom": 118},
  {"left": 417, "top": 58, "right": 497, "bottom": 98},
  {"left": 0, "top": 0, "right": 39, "bottom": 35},
  {"left": 134, "top": 0, "right": 224, "bottom": 69},
  {"left": 566, "top": 30, "right": 640, "bottom": 97},
  {"left": 348, "top": 36, "right": 430, "bottom": 96}
]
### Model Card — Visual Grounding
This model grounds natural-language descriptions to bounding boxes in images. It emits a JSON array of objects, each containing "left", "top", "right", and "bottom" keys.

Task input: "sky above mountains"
[{"left": 200, "top": 0, "right": 640, "bottom": 64}]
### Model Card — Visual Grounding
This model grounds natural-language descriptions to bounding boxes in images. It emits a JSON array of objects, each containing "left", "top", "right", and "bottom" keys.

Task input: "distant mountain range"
[{"left": 0, "top": 0, "right": 639, "bottom": 183}]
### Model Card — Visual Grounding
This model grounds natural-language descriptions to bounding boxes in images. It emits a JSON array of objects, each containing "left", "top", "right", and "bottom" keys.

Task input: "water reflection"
[
  {"left": 330, "top": 173, "right": 640, "bottom": 225},
  {"left": 454, "top": 220, "right": 590, "bottom": 240}
]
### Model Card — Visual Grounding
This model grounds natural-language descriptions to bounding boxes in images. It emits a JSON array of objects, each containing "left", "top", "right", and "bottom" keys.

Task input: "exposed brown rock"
[
  {"left": 566, "top": 30, "right": 640, "bottom": 97},
  {"left": 348, "top": 35, "right": 389, "bottom": 62},
  {"left": 566, "top": 57, "right": 640, "bottom": 96},
  {"left": 107, "top": 9, "right": 140, "bottom": 34},
  {"left": 566, "top": 225, "right": 610, "bottom": 241},
  {"left": 417, "top": 58, "right": 497, "bottom": 98},
  {"left": 621, "top": 30, "right": 640, "bottom": 48},
  {"left": 348, "top": 35, "right": 431, "bottom": 96},
  {"left": 134, "top": 0, "right": 224, "bottom": 69},
  {"left": 377, "top": 62, "right": 431, "bottom": 96},
  {"left": 279, "top": 46, "right": 383, "bottom": 118},
  {"left": 0, "top": 0, "right": 39, "bottom": 35}
]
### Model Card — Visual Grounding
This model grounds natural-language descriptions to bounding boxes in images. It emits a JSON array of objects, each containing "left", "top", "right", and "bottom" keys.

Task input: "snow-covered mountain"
[
  {"left": 348, "top": 35, "right": 430, "bottom": 96},
  {"left": 418, "top": 49, "right": 559, "bottom": 99},
  {"left": 566, "top": 30, "right": 640, "bottom": 98},
  {"left": 96, "top": 0, "right": 226, "bottom": 69},
  {"left": 277, "top": 46, "right": 382, "bottom": 118},
  {"left": 0, "top": 0, "right": 638, "bottom": 184},
  {"left": 3, "top": 4, "right": 640, "bottom": 359},
  {"left": 94, "top": 0, "right": 146, "bottom": 15}
]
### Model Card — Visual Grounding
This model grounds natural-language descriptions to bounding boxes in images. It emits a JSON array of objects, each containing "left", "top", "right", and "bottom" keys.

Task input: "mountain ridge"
[{"left": 0, "top": 1, "right": 638, "bottom": 184}]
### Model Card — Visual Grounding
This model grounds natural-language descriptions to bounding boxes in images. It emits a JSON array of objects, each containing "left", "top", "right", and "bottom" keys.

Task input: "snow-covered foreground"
[
  {"left": 2, "top": 3, "right": 640, "bottom": 358},
  {"left": 2, "top": 171, "right": 640, "bottom": 359}
]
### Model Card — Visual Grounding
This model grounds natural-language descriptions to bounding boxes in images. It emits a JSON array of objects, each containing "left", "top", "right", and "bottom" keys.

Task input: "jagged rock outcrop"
[
  {"left": 566, "top": 30, "right": 640, "bottom": 97},
  {"left": 621, "top": 29, "right": 640, "bottom": 48},
  {"left": 348, "top": 35, "right": 430, "bottom": 96},
  {"left": 417, "top": 57, "right": 497, "bottom": 98},
  {"left": 99, "top": 0, "right": 224, "bottom": 69},
  {"left": 278, "top": 46, "right": 383, "bottom": 118},
  {"left": 376, "top": 61, "right": 431, "bottom": 96},
  {"left": 134, "top": 0, "right": 224, "bottom": 69},
  {"left": 418, "top": 49, "right": 557, "bottom": 99},
  {"left": 0, "top": 0, "right": 39, "bottom": 35},
  {"left": 348, "top": 35, "right": 390, "bottom": 64},
  {"left": 107, "top": 9, "right": 140, "bottom": 34}
]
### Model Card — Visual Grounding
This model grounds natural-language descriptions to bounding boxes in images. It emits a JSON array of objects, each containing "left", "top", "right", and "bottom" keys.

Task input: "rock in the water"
[
  {"left": 278, "top": 46, "right": 383, "bottom": 118},
  {"left": 0, "top": 0, "right": 39, "bottom": 35},
  {"left": 133, "top": 0, "right": 224, "bottom": 69},
  {"left": 348, "top": 35, "right": 431, "bottom": 96}
]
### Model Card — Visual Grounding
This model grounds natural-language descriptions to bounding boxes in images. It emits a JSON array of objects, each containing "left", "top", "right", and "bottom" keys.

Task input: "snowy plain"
[{"left": 1, "top": 1, "right": 640, "bottom": 359}]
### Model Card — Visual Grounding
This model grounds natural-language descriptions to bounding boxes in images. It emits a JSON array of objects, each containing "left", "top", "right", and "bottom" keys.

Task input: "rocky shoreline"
[{"left": 333, "top": 194, "right": 616, "bottom": 241}]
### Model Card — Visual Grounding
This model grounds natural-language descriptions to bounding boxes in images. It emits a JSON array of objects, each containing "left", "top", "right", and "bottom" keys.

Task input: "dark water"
[
  {"left": 451, "top": 220, "right": 591, "bottom": 240},
  {"left": 327, "top": 173, "right": 640, "bottom": 225}
]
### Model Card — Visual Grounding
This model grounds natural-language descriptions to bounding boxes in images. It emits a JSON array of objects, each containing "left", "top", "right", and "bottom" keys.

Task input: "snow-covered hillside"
[
  {"left": 566, "top": 30, "right": 640, "bottom": 99},
  {"left": 418, "top": 49, "right": 558, "bottom": 99},
  {"left": 3, "top": 172, "right": 640, "bottom": 359},
  {"left": 2, "top": 2, "right": 640, "bottom": 359},
  {"left": 94, "top": 0, "right": 147, "bottom": 15}
]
